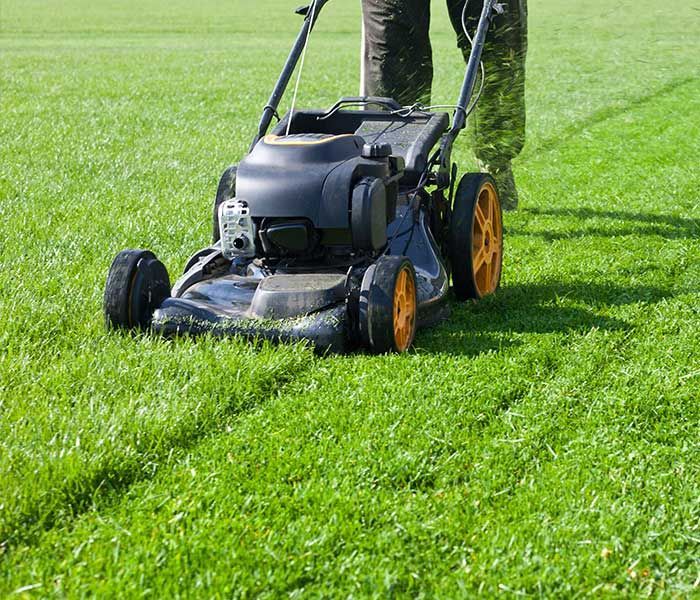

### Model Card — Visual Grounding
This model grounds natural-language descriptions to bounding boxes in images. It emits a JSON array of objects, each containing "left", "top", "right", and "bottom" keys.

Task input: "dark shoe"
[{"left": 479, "top": 161, "right": 519, "bottom": 211}]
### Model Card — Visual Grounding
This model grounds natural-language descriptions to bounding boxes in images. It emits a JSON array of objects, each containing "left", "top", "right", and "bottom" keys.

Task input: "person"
[{"left": 360, "top": 0, "right": 527, "bottom": 210}]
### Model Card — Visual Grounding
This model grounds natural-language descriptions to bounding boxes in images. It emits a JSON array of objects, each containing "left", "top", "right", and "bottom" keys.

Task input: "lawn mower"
[{"left": 104, "top": 0, "right": 504, "bottom": 353}]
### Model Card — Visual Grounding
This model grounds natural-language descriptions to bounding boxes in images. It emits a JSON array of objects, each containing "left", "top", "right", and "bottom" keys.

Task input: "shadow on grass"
[
  {"left": 417, "top": 280, "right": 674, "bottom": 356},
  {"left": 510, "top": 207, "right": 699, "bottom": 242}
]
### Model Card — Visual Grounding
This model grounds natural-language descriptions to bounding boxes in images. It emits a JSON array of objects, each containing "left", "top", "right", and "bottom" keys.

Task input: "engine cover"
[{"left": 235, "top": 134, "right": 365, "bottom": 230}]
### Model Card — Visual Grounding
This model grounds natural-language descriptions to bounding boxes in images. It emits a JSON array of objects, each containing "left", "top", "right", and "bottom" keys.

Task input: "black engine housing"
[{"left": 232, "top": 133, "right": 402, "bottom": 258}]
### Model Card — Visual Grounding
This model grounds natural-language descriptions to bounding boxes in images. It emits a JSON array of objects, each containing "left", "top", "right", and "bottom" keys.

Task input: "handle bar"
[
  {"left": 316, "top": 96, "right": 403, "bottom": 120},
  {"left": 250, "top": 0, "right": 497, "bottom": 172}
]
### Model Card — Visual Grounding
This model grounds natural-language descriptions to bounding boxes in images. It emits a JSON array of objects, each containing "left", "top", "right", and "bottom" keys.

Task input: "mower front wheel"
[
  {"left": 104, "top": 250, "right": 171, "bottom": 331},
  {"left": 448, "top": 173, "right": 503, "bottom": 300},
  {"left": 359, "top": 256, "right": 417, "bottom": 354}
]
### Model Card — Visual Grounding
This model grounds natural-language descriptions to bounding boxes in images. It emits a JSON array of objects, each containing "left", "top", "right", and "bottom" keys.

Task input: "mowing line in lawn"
[{"left": 0, "top": 337, "right": 315, "bottom": 549}]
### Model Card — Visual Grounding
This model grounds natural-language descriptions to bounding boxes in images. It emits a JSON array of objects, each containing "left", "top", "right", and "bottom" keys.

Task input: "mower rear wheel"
[
  {"left": 212, "top": 165, "right": 237, "bottom": 243},
  {"left": 104, "top": 249, "right": 171, "bottom": 331},
  {"left": 449, "top": 173, "right": 503, "bottom": 300},
  {"left": 359, "top": 256, "right": 417, "bottom": 354}
]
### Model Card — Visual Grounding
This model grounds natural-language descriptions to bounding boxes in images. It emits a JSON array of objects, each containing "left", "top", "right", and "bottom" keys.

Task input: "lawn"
[{"left": 1, "top": 0, "right": 699, "bottom": 596}]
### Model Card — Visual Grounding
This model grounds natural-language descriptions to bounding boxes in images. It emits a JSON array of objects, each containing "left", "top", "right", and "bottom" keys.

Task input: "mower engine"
[{"left": 224, "top": 133, "right": 402, "bottom": 262}]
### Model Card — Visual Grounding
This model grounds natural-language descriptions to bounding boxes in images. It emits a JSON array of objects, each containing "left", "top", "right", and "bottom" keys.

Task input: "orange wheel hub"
[
  {"left": 393, "top": 267, "right": 416, "bottom": 352},
  {"left": 472, "top": 181, "right": 502, "bottom": 297}
]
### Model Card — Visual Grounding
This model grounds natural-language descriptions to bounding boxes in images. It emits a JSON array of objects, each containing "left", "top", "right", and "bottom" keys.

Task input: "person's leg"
[
  {"left": 447, "top": 0, "right": 528, "bottom": 209},
  {"left": 361, "top": 0, "right": 433, "bottom": 107}
]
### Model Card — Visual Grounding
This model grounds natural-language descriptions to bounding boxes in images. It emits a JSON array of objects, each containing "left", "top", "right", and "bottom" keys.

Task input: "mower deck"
[
  {"left": 150, "top": 204, "right": 450, "bottom": 353},
  {"left": 152, "top": 294, "right": 351, "bottom": 353}
]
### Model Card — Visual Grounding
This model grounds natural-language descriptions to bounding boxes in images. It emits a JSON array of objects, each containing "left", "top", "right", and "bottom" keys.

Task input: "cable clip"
[
  {"left": 492, "top": 2, "right": 507, "bottom": 15},
  {"left": 263, "top": 105, "right": 281, "bottom": 122}
]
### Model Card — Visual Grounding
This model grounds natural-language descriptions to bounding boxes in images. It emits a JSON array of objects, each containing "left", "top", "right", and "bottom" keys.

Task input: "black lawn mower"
[{"left": 104, "top": 0, "right": 505, "bottom": 354}]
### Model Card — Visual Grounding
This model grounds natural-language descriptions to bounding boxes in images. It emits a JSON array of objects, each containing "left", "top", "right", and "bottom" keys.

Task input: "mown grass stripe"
[{"left": 0, "top": 336, "right": 314, "bottom": 548}]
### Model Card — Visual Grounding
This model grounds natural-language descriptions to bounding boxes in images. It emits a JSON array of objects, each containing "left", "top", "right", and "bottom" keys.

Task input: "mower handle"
[
  {"left": 251, "top": 0, "right": 495, "bottom": 175},
  {"left": 437, "top": 0, "right": 497, "bottom": 175},
  {"left": 317, "top": 96, "right": 403, "bottom": 120},
  {"left": 250, "top": 0, "right": 331, "bottom": 151}
]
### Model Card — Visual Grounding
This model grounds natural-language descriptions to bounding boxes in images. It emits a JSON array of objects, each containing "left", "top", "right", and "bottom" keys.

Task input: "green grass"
[{"left": 1, "top": 0, "right": 699, "bottom": 596}]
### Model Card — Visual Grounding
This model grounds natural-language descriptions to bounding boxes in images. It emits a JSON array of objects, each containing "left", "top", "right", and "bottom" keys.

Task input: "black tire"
[
  {"left": 448, "top": 173, "right": 503, "bottom": 301},
  {"left": 212, "top": 165, "right": 237, "bottom": 243},
  {"left": 104, "top": 249, "right": 171, "bottom": 331},
  {"left": 359, "top": 255, "right": 417, "bottom": 354}
]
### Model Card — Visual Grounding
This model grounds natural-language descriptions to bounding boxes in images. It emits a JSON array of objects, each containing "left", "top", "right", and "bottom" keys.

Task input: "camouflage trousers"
[{"left": 361, "top": 0, "right": 527, "bottom": 165}]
